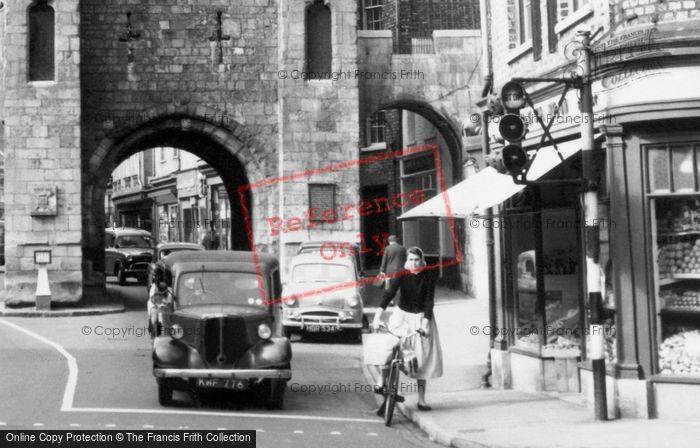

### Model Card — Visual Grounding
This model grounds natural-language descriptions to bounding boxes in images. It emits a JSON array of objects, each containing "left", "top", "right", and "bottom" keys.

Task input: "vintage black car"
[
  {"left": 151, "top": 251, "right": 292, "bottom": 409},
  {"left": 104, "top": 228, "right": 155, "bottom": 286}
]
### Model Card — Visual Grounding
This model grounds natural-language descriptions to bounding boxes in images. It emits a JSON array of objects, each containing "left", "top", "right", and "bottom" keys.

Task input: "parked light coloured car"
[
  {"left": 282, "top": 253, "right": 365, "bottom": 340},
  {"left": 151, "top": 251, "right": 292, "bottom": 409},
  {"left": 147, "top": 242, "right": 205, "bottom": 290},
  {"left": 104, "top": 227, "right": 155, "bottom": 286}
]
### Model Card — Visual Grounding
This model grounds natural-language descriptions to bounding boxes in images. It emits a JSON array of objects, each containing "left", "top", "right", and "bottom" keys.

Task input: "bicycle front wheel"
[{"left": 384, "top": 360, "right": 401, "bottom": 427}]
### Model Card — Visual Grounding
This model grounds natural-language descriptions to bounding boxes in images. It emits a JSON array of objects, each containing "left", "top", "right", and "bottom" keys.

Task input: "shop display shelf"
[
  {"left": 660, "top": 307, "right": 700, "bottom": 315},
  {"left": 657, "top": 230, "right": 700, "bottom": 238}
]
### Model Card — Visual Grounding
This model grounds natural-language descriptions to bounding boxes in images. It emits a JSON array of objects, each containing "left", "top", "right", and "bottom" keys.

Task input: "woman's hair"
[{"left": 406, "top": 246, "right": 425, "bottom": 263}]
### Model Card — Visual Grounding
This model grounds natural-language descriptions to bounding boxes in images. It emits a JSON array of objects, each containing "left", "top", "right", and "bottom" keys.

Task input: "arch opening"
[{"left": 84, "top": 116, "right": 254, "bottom": 294}]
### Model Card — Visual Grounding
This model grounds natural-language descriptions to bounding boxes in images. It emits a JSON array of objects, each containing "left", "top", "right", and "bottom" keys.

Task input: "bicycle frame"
[{"left": 374, "top": 324, "right": 424, "bottom": 427}]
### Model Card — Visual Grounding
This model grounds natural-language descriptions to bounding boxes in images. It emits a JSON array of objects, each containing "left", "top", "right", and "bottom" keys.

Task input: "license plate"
[
  {"left": 306, "top": 324, "right": 339, "bottom": 333},
  {"left": 195, "top": 378, "right": 249, "bottom": 390}
]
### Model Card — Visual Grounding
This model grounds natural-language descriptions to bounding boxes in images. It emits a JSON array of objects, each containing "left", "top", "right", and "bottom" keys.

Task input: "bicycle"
[{"left": 374, "top": 323, "right": 425, "bottom": 427}]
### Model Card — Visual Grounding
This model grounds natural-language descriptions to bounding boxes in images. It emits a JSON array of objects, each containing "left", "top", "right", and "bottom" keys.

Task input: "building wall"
[
  {"left": 277, "top": 0, "right": 361, "bottom": 276},
  {"left": 1, "top": 0, "right": 83, "bottom": 305},
  {"left": 489, "top": 0, "right": 700, "bottom": 89}
]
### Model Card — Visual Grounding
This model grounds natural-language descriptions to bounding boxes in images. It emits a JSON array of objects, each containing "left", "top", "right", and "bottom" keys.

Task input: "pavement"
[{"left": 362, "top": 286, "right": 700, "bottom": 448}]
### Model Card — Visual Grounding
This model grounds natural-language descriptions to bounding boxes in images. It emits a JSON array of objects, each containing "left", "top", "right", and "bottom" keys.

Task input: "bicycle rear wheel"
[{"left": 384, "top": 360, "right": 401, "bottom": 426}]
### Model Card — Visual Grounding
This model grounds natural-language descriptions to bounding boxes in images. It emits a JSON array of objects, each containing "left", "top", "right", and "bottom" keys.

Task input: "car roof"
[
  {"left": 156, "top": 242, "right": 205, "bottom": 251},
  {"left": 298, "top": 240, "right": 360, "bottom": 249},
  {"left": 105, "top": 227, "right": 152, "bottom": 236},
  {"left": 289, "top": 252, "right": 355, "bottom": 267},
  {"left": 163, "top": 250, "right": 279, "bottom": 277}
]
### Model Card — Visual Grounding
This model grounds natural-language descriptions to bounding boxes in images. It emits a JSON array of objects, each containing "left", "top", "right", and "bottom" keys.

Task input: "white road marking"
[
  {"left": 33, "top": 423, "right": 44, "bottom": 427},
  {"left": 0, "top": 319, "right": 78, "bottom": 411},
  {"left": 69, "top": 424, "right": 80, "bottom": 427},
  {"left": 67, "top": 407, "right": 381, "bottom": 424},
  {"left": 105, "top": 424, "right": 116, "bottom": 428},
  {"left": 0, "top": 319, "right": 381, "bottom": 425},
  {"left": 255, "top": 429, "right": 265, "bottom": 433},
  {"left": 216, "top": 428, "right": 227, "bottom": 430},
  {"left": 367, "top": 432, "right": 378, "bottom": 436},
  {"left": 0, "top": 422, "right": 6, "bottom": 426},
  {"left": 293, "top": 430, "right": 304, "bottom": 434},
  {"left": 142, "top": 425, "right": 154, "bottom": 429},
  {"left": 330, "top": 431, "right": 342, "bottom": 435}
]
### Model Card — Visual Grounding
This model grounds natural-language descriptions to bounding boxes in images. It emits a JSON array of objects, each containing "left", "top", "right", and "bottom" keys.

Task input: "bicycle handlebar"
[{"left": 375, "top": 322, "right": 425, "bottom": 338}]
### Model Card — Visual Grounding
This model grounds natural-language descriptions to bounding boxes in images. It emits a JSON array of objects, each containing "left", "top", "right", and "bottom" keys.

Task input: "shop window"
[
  {"left": 646, "top": 143, "right": 700, "bottom": 193},
  {"left": 305, "top": 0, "right": 332, "bottom": 78},
  {"left": 362, "top": 0, "right": 383, "bottom": 30},
  {"left": 28, "top": 0, "right": 55, "bottom": 82},
  {"left": 649, "top": 142, "right": 700, "bottom": 376}
]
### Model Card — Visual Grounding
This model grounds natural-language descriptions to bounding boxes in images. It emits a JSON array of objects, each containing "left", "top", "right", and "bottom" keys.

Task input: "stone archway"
[
  {"left": 82, "top": 110, "right": 266, "bottom": 294},
  {"left": 375, "top": 98, "right": 463, "bottom": 184}
]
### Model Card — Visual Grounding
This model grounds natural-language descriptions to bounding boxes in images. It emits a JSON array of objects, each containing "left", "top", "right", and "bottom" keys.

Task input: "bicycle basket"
[{"left": 400, "top": 348, "right": 419, "bottom": 376}]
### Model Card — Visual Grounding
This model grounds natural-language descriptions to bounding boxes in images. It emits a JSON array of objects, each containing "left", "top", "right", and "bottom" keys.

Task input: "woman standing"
[{"left": 372, "top": 246, "right": 443, "bottom": 411}]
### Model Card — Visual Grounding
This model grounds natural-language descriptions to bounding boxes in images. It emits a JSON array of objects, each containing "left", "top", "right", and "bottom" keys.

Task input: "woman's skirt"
[{"left": 388, "top": 307, "right": 443, "bottom": 380}]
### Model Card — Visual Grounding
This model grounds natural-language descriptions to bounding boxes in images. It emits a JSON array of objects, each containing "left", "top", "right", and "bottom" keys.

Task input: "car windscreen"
[
  {"left": 291, "top": 263, "right": 352, "bottom": 283},
  {"left": 116, "top": 235, "right": 154, "bottom": 249},
  {"left": 177, "top": 271, "right": 264, "bottom": 307}
]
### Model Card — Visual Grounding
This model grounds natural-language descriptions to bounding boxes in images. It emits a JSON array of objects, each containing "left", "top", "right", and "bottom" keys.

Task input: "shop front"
[{"left": 490, "top": 66, "right": 700, "bottom": 419}]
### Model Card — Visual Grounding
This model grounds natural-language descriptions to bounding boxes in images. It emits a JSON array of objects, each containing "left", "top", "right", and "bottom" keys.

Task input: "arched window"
[
  {"left": 305, "top": 0, "right": 331, "bottom": 78},
  {"left": 28, "top": 0, "right": 55, "bottom": 81}
]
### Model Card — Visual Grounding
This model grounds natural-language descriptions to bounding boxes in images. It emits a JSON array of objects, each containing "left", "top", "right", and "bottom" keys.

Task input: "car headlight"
[
  {"left": 126, "top": 256, "right": 133, "bottom": 263},
  {"left": 284, "top": 295, "right": 298, "bottom": 306},
  {"left": 169, "top": 323, "right": 184, "bottom": 340},
  {"left": 345, "top": 294, "right": 360, "bottom": 307},
  {"left": 257, "top": 323, "right": 272, "bottom": 339}
]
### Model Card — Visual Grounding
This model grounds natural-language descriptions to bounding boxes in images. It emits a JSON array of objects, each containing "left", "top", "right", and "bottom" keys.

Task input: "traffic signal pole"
[{"left": 578, "top": 30, "right": 607, "bottom": 421}]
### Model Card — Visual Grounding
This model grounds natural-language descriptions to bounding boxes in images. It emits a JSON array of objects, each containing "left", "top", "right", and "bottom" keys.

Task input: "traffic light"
[{"left": 486, "top": 81, "right": 529, "bottom": 176}]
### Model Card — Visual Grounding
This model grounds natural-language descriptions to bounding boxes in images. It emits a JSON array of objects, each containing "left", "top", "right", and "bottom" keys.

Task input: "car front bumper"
[
  {"left": 154, "top": 368, "right": 292, "bottom": 380},
  {"left": 283, "top": 307, "right": 363, "bottom": 330}
]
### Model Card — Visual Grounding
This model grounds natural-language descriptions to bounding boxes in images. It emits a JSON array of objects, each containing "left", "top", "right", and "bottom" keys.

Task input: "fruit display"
[
  {"left": 659, "top": 330, "right": 700, "bottom": 375},
  {"left": 657, "top": 201, "right": 700, "bottom": 233},
  {"left": 661, "top": 290, "right": 700, "bottom": 309},
  {"left": 658, "top": 240, "right": 700, "bottom": 276}
]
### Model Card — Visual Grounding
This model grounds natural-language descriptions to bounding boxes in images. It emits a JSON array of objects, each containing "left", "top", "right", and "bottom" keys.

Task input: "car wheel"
[
  {"left": 116, "top": 264, "right": 126, "bottom": 286},
  {"left": 157, "top": 379, "right": 174, "bottom": 406}
]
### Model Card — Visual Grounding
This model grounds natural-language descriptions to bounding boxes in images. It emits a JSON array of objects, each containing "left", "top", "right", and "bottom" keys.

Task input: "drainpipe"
[{"left": 477, "top": 0, "right": 500, "bottom": 388}]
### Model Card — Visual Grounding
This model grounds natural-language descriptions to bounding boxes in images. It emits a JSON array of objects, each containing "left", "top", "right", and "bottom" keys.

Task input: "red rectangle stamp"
[{"left": 238, "top": 143, "right": 462, "bottom": 305}]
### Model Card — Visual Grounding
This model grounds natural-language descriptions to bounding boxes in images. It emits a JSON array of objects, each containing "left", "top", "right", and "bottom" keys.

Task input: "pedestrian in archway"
[{"left": 379, "top": 235, "right": 406, "bottom": 290}]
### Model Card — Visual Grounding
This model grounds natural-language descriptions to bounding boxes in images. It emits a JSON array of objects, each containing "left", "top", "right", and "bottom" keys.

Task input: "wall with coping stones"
[{"left": 1, "top": 0, "right": 83, "bottom": 306}]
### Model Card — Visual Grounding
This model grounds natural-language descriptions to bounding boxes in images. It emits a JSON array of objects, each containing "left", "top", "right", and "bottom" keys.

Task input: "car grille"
[
  {"left": 302, "top": 311, "right": 338, "bottom": 317},
  {"left": 203, "top": 317, "right": 251, "bottom": 367}
]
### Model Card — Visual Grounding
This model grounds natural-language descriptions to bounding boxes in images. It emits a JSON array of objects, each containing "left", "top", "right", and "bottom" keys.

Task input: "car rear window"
[{"left": 291, "top": 263, "right": 351, "bottom": 283}]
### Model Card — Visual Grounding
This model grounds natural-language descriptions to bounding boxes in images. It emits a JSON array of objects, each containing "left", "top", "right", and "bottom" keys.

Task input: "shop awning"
[{"left": 399, "top": 139, "right": 584, "bottom": 220}]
